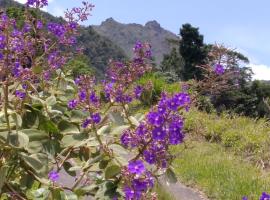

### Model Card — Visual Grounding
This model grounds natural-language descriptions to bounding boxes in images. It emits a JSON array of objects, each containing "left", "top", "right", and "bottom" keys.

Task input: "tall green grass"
[
  {"left": 184, "top": 109, "right": 270, "bottom": 165},
  {"left": 172, "top": 142, "right": 270, "bottom": 200}
]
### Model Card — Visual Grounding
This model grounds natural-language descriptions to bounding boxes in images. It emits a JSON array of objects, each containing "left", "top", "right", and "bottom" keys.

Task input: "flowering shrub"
[{"left": 0, "top": 1, "right": 190, "bottom": 199}]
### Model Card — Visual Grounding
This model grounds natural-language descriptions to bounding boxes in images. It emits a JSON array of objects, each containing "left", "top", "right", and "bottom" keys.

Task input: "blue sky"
[{"left": 16, "top": 0, "right": 270, "bottom": 80}]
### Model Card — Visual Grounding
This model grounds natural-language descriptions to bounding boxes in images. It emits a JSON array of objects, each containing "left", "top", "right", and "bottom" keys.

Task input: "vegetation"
[{"left": 172, "top": 141, "right": 270, "bottom": 200}]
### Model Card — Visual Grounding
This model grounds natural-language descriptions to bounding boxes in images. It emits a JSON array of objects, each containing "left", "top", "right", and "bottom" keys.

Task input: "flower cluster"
[
  {"left": 122, "top": 160, "right": 154, "bottom": 200},
  {"left": 103, "top": 42, "right": 151, "bottom": 105},
  {"left": 121, "top": 92, "right": 190, "bottom": 168},
  {"left": 68, "top": 75, "right": 101, "bottom": 128},
  {"left": 26, "top": 0, "right": 48, "bottom": 8},
  {"left": 214, "top": 63, "right": 225, "bottom": 75}
]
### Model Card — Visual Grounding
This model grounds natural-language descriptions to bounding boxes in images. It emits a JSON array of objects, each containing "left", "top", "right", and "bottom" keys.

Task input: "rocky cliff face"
[{"left": 93, "top": 18, "right": 179, "bottom": 64}]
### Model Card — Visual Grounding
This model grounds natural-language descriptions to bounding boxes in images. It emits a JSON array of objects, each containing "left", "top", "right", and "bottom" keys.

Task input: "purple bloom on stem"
[
  {"left": 82, "top": 118, "right": 91, "bottom": 128},
  {"left": 215, "top": 64, "right": 225, "bottom": 75},
  {"left": 134, "top": 85, "right": 143, "bottom": 99},
  {"left": 169, "top": 130, "right": 184, "bottom": 145},
  {"left": 91, "top": 113, "right": 101, "bottom": 124},
  {"left": 121, "top": 130, "right": 131, "bottom": 147},
  {"left": 79, "top": 90, "right": 86, "bottom": 101},
  {"left": 89, "top": 92, "right": 98, "bottom": 104},
  {"left": 242, "top": 197, "right": 248, "bottom": 200},
  {"left": 143, "top": 150, "right": 156, "bottom": 164},
  {"left": 48, "top": 170, "right": 59, "bottom": 182},
  {"left": 152, "top": 127, "right": 166, "bottom": 140},
  {"left": 135, "top": 123, "right": 147, "bottom": 136},
  {"left": 260, "top": 192, "right": 270, "bottom": 200},
  {"left": 15, "top": 90, "right": 26, "bottom": 99},
  {"left": 37, "top": 20, "right": 43, "bottom": 29},
  {"left": 68, "top": 99, "right": 78, "bottom": 109},
  {"left": 147, "top": 112, "right": 164, "bottom": 127},
  {"left": 124, "top": 186, "right": 141, "bottom": 200},
  {"left": 128, "top": 160, "right": 145, "bottom": 175},
  {"left": 133, "top": 41, "right": 143, "bottom": 52},
  {"left": 132, "top": 179, "right": 147, "bottom": 191}
]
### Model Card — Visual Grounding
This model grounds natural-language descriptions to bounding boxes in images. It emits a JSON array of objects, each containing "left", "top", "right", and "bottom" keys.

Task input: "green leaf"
[
  {"left": 70, "top": 110, "right": 88, "bottom": 123},
  {"left": 129, "top": 116, "right": 140, "bottom": 126},
  {"left": 20, "top": 153, "right": 49, "bottom": 177},
  {"left": 0, "top": 131, "right": 29, "bottom": 149},
  {"left": 97, "top": 125, "right": 110, "bottom": 135},
  {"left": 63, "top": 162, "right": 76, "bottom": 177},
  {"left": 45, "top": 95, "right": 57, "bottom": 106},
  {"left": 111, "top": 125, "right": 130, "bottom": 135},
  {"left": 105, "top": 165, "right": 121, "bottom": 179},
  {"left": 0, "top": 165, "right": 8, "bottom": 193},
  {"left": 109, "top": 112, "right": 125, "bottom": 125},
  {"left": 39, "top": 117, "right": 59, "bottom": 134},
  {"left": 165, "top": 168, "right": 178, "bottom": 184},
  {"left": 62, "top": 133, "right": 88, "bottom": 147},
  {"left": 109, "top": 144, "right": 129, "bottom": 166},
  {"left": 58, "top": 120, "right": 80, "bottom": 135},
  {"left": 11, "top": 113, "right": 22, "bottom": 128}
]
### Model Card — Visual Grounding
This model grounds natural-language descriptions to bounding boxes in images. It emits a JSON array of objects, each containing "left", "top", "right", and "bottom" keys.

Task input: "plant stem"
[{"left": 3, "top": 83, "right": 11, "bottom": 133}]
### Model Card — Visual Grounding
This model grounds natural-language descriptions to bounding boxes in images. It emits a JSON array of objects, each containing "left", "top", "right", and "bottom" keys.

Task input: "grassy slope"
[{"left": 172, "top": 141, "right": 270, "bottom": 200}]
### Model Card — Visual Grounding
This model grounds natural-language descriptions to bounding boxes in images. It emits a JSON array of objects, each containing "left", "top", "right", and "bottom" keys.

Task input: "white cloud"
[{"left": 248, "top": 63, "right": 270, "bottom": 80}]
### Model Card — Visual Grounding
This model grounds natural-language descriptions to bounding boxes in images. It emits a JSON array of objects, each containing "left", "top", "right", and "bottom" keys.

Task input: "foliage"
[
  {"left": 184, "top": 109, "right": 270, "bottom": 165},
  {"left": 179, "top": 23, "right": 208, "bottom": 81},
  {"left": 0, "top": 3, "right": 190, "bottom": 199},
  {"left": 0, "top": 0, "right": 127, "bottom": 77},
  {"left": 160, "top": 48, "right": 184, "bottom": 82},
  {"left": 65, "top": 55, "right": 94, "bottom": 78},
  {"left": 172, "top": 141, "right": 270, "bottom": 200}
]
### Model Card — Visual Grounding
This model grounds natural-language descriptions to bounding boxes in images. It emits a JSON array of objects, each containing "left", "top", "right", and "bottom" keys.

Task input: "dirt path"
[{"left": 159, "top": 176, "right": 208, "bottom": 200}]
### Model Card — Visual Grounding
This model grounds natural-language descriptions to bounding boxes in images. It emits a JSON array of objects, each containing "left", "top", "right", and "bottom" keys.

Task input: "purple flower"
[
  {"left": 132, "top": 179, "right": 147, "bottom": 191},
  {"left": 48, "top": 170, "right": 59, "bottom": 182},
  {"left": 89, "top": 92, "right": 98, "bottom": 104},
  {"left": 82, "top": 118, "right": 91, "bottom": 128},
  {"left": 23, "top": 23, "right": 31, "bottom": 32},
  {"left": 0, "top": 53, "right": 3, "bottom": 60},
  {"left": 134, "top": 85, "right": 143, "bottom": 99},
  {"left": 260, "top": 192, "right": 270, "bottom": 200},
  {"left": 133, "top": 41, "right": 143, "bottom": 52},
  {"left": 124, "top": 186, "right": 141, "bottom": 200},
  {"left": 48, "top": 23, "right": 66, "bottom": 38},
  {"left": 79, "top": 90, "right": 86, "bottom": 101},
  {"left": 128, "top": 160, "right": 145, "bottom": 175},
  {"left": 68, "top": 99, "right": 78, "bottom": 109},
  {"left": 27, "top": 0, "right": 48, "bottom": 8},
  {"left": 69, "top": 22, "right": 77, "bottom": 30},
  {"left": 37, "top": 20, "right": 43, "bottom": 29},
  {"left": 135, "top": 123, "right": 147, "bottom": 136},
  {"left": 15, "top": 90, "right": 26, "bottom": 99},
  {"left": 242, "top": 197, "right": 248, "bottom": 200},
  {"left": 152, "top": 127, "right": 166, "bottom": 140},
  {"left": 147, "top": 112, "right": 164, "bottom": 127},
  {"left": 91, "top": 113, "right": 101, "bottom": 124},
  {"left": 121, "top": 130, "right": 131, "bottom": 147},
  {"left": 169, "top": 130, "right": 184, "bottom": 145},
  {"left": 215, "top": 64, "right": 225, "bottom": 75},
  {"left": 143, "top": 150, "right": 156, "bottom": 164}
]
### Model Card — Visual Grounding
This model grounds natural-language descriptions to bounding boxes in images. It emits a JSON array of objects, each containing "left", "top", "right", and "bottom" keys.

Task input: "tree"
[
  {"left": 160, "top": 48, "right": 184, "bottom": 82},
  {"left": 179, "top": 23, "right": 208, "bottom": 80}
]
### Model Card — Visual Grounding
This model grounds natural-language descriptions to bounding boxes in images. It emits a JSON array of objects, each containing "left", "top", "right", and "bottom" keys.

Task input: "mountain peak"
[
  {"left": 101, "top": 17, "right": 118, "bottom": 25},
  {"left": 145, "top": 20, "right": 161, "bottom": 29}
]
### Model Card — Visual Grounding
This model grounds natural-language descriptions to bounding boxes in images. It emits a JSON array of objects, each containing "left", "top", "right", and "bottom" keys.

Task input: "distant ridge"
[{"left": 93, "top": 18, "right": 179, "bottom": 64}]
